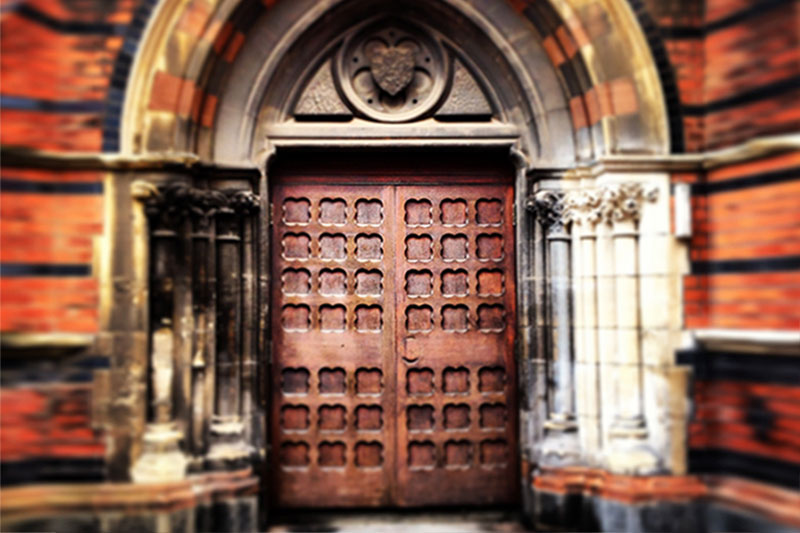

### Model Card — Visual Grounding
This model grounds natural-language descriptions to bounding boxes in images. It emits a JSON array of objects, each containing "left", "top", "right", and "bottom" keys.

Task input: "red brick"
[
  {"left": 569, "top": 95, "right": 588, "bottom": 130},
  {"left": 1, "top": 168, "right": 104, "bottom": 183},
  {"left": 554, "top": 26, "right": 577, "bottom": 61},
  {"left": 201, "top": 93, "right": 219, "bottom": 128},
  {"left": 708, "top": 152, "right": 800, "bottom": 182},
  {"left": 542, "top": 35, "right": 566, "bottom": 67},
  {"left": 223, "top": 30, "right": 246, "bottom": 63},
  {"left": 0, "top": 110, "right": 102, "bottom": 152},
  {"left": 609, "top": 77, "right": 638, "bottom": 115},
  {"left": 212, "top": 22, "right": 234, "bottom": 55},
  {"left": 149, "top": 71, "right": 183, "bottom": 113}
]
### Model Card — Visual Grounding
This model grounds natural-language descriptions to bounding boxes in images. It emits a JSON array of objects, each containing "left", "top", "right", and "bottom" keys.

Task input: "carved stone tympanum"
[{"left": 295, "top": 18, "right": 494, "bottom": 122}]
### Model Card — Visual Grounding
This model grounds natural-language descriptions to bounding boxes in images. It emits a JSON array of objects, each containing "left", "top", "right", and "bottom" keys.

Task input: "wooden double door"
[{"left": 270, "top": 176, "right": 517, "bottom": 508}]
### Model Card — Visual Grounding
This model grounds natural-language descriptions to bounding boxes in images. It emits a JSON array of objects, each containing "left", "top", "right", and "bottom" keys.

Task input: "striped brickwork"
[
  {"left": 652, "top": 0, "right": 800, "bottom": 152},
  {"left": 135, "top": 0, "right": 273, "bottom": 153},
  {"left": 679, "top": 350, "right": 800, "bottom": 490},
  {"left": 0, "top": 385, "right": 105, "bottom": 485},
  {"left": 679, "top": 151, "right": 800, "bottom": 331},
  {"left": 0, "top": 169, "right": 103, "bottom": 334},
  {"left": 0, "top": 0, "right": 140, "bottom": 337}
]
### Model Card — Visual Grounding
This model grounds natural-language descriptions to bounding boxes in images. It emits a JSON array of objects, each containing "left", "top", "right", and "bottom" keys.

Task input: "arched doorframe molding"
[
  {"left": 121, "top": 0, "right": 671, "bottom": 164},
  {"left": 113, "top": 0, "right": 689, "bottom": 495}
]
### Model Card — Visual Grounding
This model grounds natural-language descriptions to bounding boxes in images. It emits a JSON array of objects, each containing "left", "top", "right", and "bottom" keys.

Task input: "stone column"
[
  {"left": 601, "top": 183, "right": 661, "bottom": 475},
  {"left": 131, "top": 183, "right": 190, "bottom": 483},
  {"left": 569, "top": 190, "right": 603, "bottom": 463},
  {"left": 187, "top": 189, "right": 225, "bottom": 467},
  {"left": 206, "top": 190, "right": 259, "bottom": 470},
  {"left": 533, "top": 190, "right": 579, "bottom": 466}
]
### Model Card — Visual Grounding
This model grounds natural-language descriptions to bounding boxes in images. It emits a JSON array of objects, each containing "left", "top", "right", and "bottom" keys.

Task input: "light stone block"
[
  {"left": 639, "top": 275, "right": 673, "bottom": 329},
  {"left": 641, "top": 328, "right": 677, "bottom": 367},
  {"left": 597, "top": 326, "right": 619, "bottom": 364},
  {"left": 638, "top": 234, "right": 673, "bottom": 276},
  {"left": 579, "top": 414, "right": 602, "bottom": 465},
  {"left": 637, "top": 175, "right": 671, "bottom": 235},
  {"left": 669, "top": 413, "right": 689, "bottom": 475},
  {"left": 599, "top": 361, "right": 617, "bottom": 447},
  {"left": 615, "top": 277, "right": 639, "bottom": 328},
  {"left": 613, "top": 236, "right": 638, "bottom": 276}
]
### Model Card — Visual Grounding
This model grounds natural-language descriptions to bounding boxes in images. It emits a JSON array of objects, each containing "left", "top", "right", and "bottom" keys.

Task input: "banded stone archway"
[{"left": 110, "top": 0, "right": 688, "bottom": 518}]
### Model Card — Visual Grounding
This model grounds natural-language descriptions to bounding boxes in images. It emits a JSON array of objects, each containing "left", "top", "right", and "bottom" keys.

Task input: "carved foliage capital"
[
  {"left": 597, "top": 183, "right": 658, "bottom": 224},
  {"left": 144, "top": 183, "right": 260, "bottom": 227},
  {"left": 530, "top": 190, "right": 569, "bottom": 234},
  {"left": 564, "top": 190, "right": 602, "bottom": 227},
  {"left": 227, "top": 190, "right": 260, "bottom": 215}
]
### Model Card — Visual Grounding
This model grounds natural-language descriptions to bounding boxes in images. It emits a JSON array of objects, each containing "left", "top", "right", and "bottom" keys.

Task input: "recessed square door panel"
[{"left": 270, "top": 180, "right": 516, "bottom": 508}]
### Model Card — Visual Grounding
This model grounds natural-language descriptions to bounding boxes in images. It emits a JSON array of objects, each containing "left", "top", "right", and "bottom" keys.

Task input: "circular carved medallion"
[{"left": 337, "top": 20, "right": 448, "bottom": 122}]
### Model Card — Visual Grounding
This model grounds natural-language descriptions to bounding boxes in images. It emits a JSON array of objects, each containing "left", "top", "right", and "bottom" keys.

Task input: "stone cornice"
[
  {"left": 529, "top": 133, "right": 800, "bottom": 179},
  {"left": 532, "top": 466, "right": 800, "bottom": 529},
  {"left": 4, "top": 133, "right": 797, "bottom": 173},
  {"left": 532, "top": 466, "right": 707, "bottom": 505}
]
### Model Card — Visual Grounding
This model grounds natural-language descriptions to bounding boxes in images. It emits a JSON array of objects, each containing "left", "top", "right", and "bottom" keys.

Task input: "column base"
[
  {"left": 539, "top": 416, "right": 581, "bottom": 467},
  {"left": 130, "top": 422, "right": 188, "bottom": 483},
  {"left": 605, "top": 428, "right": 661, "bottom": 476},
  {"left": 604, "top": 415, "right": 662, "bottom": 475},
  {"left": 205, "top": 416, "right": 252, "bottom": 471}
]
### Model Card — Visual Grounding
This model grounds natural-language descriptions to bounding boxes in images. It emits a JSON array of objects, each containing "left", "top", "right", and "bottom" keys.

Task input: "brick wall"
[
  {"left": 0, "top": 169, "right": 103, "bottom": 334},
  {"left": 679, "top": 350, "right": 800, "bottom": 490},
  {"left": 0, "top": 0, "right": 131, "bottom": 336},
  {"left": 0, "top": 1, "right": 136, "bottom": 152},
  {"left": 649, "top": 0, "right": 800, "bottom": 152},
  {"left": 0, "top": 384, "right": 106, "bottom": 484},
  {"left": 680, "top": 152, "right": 800, "bottom": 331}
]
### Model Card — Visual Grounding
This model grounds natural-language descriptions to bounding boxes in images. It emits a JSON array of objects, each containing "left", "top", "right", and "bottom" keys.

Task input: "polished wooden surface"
[{"left": 270, "top": 176, "right": 517, "bottom": 508}]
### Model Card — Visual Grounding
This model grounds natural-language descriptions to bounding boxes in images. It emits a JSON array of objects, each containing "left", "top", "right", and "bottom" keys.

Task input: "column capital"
[
  {"left": 142, "top": 182, "right": 260, "bottom": 225},
  {"left": 530, "top": 190, "right": 570, "bottom": 237},
  {"left": 598, "top": 182, "right": 658, "bottom": 225},
  {"left": 565, "top": 189, "right": 602, "bottom": 231}
]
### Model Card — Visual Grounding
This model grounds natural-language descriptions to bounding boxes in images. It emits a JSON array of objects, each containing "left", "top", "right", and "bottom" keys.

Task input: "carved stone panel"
[{"left": 292, "top": 18, "right": 495, "bottom": 123}]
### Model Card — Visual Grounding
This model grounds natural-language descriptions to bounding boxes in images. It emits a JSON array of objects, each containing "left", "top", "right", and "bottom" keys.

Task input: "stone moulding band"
[
  {"left": 532, "top": 467, "right": 800, "bottom": 529},
  {"left": 0, "top": 468, "right": 259, "bottom": 522}
]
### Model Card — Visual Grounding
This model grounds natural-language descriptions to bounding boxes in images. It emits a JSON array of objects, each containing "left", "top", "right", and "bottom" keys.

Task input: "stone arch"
[{"left": 120, "top": 0, "right": 672, "bottom": 162}]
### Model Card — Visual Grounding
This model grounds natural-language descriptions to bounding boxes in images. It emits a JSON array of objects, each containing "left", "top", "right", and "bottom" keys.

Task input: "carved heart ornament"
[{"left": 368, "top": 45, "right": 415, "bottom": 96}]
